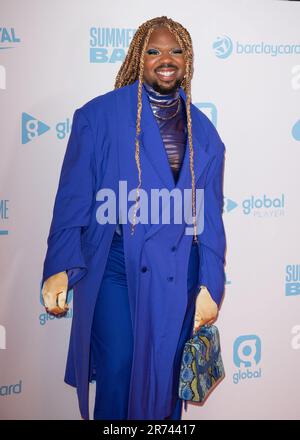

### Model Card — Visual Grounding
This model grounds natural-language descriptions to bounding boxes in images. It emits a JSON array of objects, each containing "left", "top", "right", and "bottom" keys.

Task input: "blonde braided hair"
[{"left": 114, "top": 16, "right": 198, "bottom": 243}]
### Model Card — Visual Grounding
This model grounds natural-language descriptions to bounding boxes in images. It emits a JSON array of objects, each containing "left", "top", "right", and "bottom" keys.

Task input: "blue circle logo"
[{"left": 213, "top": 35, "right": 233, "bottom": 59}]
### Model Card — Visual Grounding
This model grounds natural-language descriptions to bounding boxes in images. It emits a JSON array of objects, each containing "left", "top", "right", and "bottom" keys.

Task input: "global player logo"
[
  {"left": 213, "top": 35, "right": 233, "bottom": 59},
  {"left": 233, "top": 335, "right": 262, "bottom": 384},
  {"left": 22, "top": 113, "right": 50, "bottom": 144}
]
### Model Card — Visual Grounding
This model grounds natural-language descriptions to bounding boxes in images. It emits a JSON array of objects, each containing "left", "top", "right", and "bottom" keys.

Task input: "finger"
[
  {"left": 47, "top": 305, "right": 67, "bottom": 316},
  {"left": 44, "top": 292, "right": 57, "bottom": 311},
  {"left": 57, "top": 290, "right": 68, "bottom": 310},
  {"left": 193, "top": 316, "right": 204, "bottom": 333}
]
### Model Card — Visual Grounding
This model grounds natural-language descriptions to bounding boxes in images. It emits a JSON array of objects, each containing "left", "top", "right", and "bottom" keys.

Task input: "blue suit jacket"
[{"left": 41, "top": 79, "right": 226, "bottom": 419}]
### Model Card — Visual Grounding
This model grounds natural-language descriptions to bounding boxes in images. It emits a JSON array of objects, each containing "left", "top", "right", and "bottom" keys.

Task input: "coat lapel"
[{"left": 125, "top": 79, "right": 214, "bottom": 238}]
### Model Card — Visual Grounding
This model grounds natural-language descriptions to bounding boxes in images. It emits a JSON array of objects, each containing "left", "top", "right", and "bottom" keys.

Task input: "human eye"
[
  {"left": 145, "top": 48, "right": 160, "bottom": 55},
  {"left": 171, "top": 48, "right": 183, "bottom": 54}
]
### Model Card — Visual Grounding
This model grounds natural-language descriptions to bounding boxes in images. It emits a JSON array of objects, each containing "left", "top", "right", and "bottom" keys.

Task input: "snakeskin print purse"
[{"left": 178, "top": 324, "right": 225, "bottom": 411}]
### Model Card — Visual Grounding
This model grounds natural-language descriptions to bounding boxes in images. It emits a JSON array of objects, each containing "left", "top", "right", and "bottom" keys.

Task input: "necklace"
[
  {"left": 153, "top": 98, "right": 181, "bottom": 121},
  {"left": 154, "top": 99, "right": 179, "bottom": 108}
]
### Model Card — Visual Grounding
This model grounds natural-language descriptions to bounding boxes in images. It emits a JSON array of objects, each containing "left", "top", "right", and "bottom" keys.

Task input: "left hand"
[{"left": 193, "top": 286, "right": 219, "bottom": 333}]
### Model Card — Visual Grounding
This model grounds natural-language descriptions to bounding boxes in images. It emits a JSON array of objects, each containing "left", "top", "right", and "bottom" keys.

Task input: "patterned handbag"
[{"left": 178, "top": 324, "right": 225, "bottom": 411}]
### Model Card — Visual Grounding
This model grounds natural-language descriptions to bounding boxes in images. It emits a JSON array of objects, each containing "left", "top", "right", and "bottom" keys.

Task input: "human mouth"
[{"left": 155, "top": 69, "right": 177, "bottom": 81}]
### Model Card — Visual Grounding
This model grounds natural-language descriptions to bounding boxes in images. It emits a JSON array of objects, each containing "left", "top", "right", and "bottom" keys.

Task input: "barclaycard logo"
[
  {"left": 0, "top": 380, "right": 22, "bottom": 396},
  {"left": 233, "top": 335, "right": 262, "bottom": 384},
  {"left": 213, "top": 35, "right": 300, "bottom": 58},
  {"left": 213, "top": 35, "right": 233, "bottom": 59}
]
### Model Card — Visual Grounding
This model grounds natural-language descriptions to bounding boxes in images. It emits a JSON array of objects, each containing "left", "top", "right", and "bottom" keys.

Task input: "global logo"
[
  {"left": 22, "top": 113, "right": 50, "bottom": 144},
  {"left": 22, "top": 113, "right": 75, "bottom": 143},
  {"left": 292, "top": 119, "right": 300, "bottom": 141},
  {"left": 242, "top": 194, "right": 285, "bottom": 216},
  {"left": 233, "top": 334, "right": 262, "bottom": 384},
  {"left": 212, "top": 35, "right": 233, "bottom": 59}
]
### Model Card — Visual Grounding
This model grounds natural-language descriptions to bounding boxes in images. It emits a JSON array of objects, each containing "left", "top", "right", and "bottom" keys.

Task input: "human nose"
[{"left": 158, "top": 50, "right": 176, "bottom": 65}]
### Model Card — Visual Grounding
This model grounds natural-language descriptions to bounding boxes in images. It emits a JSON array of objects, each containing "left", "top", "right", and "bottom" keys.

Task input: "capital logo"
[
  {"left": 233, "top": 335, "right": 262, "bottom": 384},
  {"left": 292, "top": 119, "right": 300, "bottom": 141},
  {"left": 213, "top": 35, "right": 233, "bottom": 59},
  {"left": 194, "top": 102, "right": 217, "bottom": 127},
  {"left": 22, "top": 113, "right": 50, "bottom": 144},
  {"left": 0, "top": 65, "right": 6, "bottom": 89},
  {"left": 285, "top": 264, "right": 300, "bottom": 296},
  {"left": 291, "top": 65, "right": 300, "bottom": 90},
  {"left": 0, "top": 28, "right": 21, "bottom": 50},
  {"left": 0, "top": 325, "right": 6, "bottom": 349}
]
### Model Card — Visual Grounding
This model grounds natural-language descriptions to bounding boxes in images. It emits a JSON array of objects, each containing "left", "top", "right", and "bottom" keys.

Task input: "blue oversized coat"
[{"left": 41, "top": 79, "right": 226, "bottom": 420}]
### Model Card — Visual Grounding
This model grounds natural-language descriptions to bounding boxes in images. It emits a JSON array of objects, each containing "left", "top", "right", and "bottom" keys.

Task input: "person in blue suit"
[{"left": 41, "top": 16, "right": 226, "bottom": 420}]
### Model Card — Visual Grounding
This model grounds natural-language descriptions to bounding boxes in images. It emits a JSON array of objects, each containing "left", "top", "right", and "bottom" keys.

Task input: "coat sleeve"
[
  {"left": 41, "top": 107, "right": 96, "bottom": 290},
  {"left": 197, "top": 138, "right": 226, "bottom": 308}
]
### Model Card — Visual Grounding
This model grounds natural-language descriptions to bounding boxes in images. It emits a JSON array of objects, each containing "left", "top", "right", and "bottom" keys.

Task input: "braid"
[{"left": 114, "top": 16, "right": 198, "bottom": 242}]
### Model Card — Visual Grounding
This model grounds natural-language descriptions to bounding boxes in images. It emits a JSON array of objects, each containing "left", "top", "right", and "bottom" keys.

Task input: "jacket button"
[
  {"left": 167, "top": 276, "right": 174, "bottom": 282},
  {"left": 141, "top": 266, "right": 148, "bottom": 273},
  {"left": 171, "top": 246, "right": 176, "bottom": 252}
]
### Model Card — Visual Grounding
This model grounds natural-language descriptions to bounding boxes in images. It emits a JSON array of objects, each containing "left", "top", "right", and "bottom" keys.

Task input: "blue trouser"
[{"left": 91, "top": 230, "right": 199, "bottom": 420}]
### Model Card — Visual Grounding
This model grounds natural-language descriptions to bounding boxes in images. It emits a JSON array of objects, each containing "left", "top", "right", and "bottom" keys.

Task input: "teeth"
[{"left": 157, "top": 70, "right": 175, "bottom": 77}]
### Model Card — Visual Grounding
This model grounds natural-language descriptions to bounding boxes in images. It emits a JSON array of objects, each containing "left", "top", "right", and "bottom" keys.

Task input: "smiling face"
[{"left": 143, "top": 26, "right": 186, "bottom": 95}]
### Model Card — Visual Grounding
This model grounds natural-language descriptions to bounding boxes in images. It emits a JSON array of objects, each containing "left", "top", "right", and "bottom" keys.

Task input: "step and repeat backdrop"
[{"left": 0, "top": 0, "right": 300, "bottom": 420}]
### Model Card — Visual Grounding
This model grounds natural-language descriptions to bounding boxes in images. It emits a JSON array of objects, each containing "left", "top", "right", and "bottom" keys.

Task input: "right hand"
[{"left": 42, "top": 271, "right": 69, "bottom": 315}]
